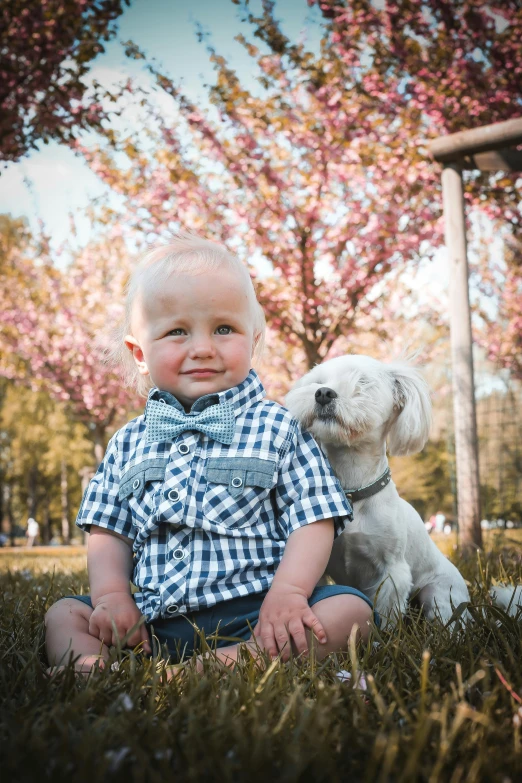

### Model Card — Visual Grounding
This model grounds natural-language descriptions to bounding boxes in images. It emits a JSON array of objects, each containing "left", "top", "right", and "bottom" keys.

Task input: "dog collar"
[{"left": 344, "top": 467, "right": 392, "bottom": 503}]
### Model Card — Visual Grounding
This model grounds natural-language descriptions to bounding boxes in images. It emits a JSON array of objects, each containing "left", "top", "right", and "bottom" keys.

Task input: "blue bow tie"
[{"left": 145, "top": 398, "right": 236, "bottom": 445}]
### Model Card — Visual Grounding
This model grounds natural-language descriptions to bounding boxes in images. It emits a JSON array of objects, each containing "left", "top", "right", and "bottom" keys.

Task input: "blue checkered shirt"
[{"left": 76, "top": 370, "right": 353, "bottom": 621}]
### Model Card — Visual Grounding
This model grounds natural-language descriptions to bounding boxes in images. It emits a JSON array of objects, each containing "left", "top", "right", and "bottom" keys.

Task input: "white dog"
[
  {"left": 286, "top": 354, "right": 470, "bottom": 628},
  {"left": 489, "top": 585, "right": 522, "bottom": 619}
]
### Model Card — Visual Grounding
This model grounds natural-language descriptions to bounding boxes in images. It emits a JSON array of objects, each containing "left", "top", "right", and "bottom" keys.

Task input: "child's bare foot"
[
  {"left": 162, "top": 661, "right": 192, "bottom": 681},
  {"left": 161, "top": 655, "right": 208, "bottom": 681},
  {"left": 163, "top": 642, "right": 261, "bottom": 681},
  {"left": 46, "top": 655, "right": 106, "bottom": 677}
]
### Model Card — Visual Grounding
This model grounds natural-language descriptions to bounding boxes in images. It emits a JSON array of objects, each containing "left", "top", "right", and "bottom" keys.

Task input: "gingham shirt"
[{"left": 76, "top": 370, "right": 353, "bottom": 621}]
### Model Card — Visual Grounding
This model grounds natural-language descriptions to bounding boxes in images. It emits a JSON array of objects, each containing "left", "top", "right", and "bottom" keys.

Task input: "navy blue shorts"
[{"left": 64, "top": 585, "right": 375, "bottom": 661}]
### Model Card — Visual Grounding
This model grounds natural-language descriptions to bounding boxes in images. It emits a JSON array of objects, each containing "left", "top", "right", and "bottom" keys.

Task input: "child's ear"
[
  {"left": 252, "top": 331, "right": 262, "bottom": 358},
  {"left": 124, "top": 335, "right": 150, "bottom": 376}
]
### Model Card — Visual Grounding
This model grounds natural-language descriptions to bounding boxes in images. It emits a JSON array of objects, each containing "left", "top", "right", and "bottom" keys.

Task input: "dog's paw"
[{"left": 490, "top": 585, "right": 522, "bottom": 618}]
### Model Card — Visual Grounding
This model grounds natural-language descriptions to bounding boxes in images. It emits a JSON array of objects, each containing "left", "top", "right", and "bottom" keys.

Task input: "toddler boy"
[{"left": 45, "top": 237, "right": 373, "bottom": 673}]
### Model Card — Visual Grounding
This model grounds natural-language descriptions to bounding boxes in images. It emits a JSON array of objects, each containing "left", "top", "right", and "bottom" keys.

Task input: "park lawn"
[{"left": 0, "top": 536, "right": 521, "bottom": 782}]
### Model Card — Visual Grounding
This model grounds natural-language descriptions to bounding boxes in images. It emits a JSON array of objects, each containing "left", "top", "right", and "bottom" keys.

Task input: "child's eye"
[
  {"left": 215, "top": 325, "right": 233, "bottom": 335},
  {"left": 168, "top": 328, "right": 185, "bottom": 336}
]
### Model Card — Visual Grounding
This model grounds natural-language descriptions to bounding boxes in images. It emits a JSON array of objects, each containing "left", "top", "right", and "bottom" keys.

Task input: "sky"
[{"left": 0, "top": 0, "right": 323, "bottom": 248}]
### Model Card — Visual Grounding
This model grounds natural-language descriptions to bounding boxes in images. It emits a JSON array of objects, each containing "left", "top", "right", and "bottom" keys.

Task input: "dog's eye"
[{"left": 354, "top": 376, "right": 371, "bottom": 395}]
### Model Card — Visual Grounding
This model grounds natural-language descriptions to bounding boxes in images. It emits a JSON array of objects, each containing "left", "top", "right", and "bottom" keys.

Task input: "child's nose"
[{"left": 189, "top": 335, "right": 215, "bottom": 358}]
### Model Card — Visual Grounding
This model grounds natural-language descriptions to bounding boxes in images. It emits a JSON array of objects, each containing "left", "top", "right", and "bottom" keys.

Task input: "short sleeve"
[
  {"left": 273, "top": 425, "right": 352, "bottom": 539},
  {"left": 76, "top": 434, "right": 135, "bottom": 541}
]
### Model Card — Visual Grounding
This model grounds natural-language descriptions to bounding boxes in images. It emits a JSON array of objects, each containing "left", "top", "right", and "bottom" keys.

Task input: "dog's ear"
[
  {"left": 387, "top": 363, "right": 432, "bottom": 456},
  {"left": 285, "top": 368, "right": 313, "bottom": 412}
]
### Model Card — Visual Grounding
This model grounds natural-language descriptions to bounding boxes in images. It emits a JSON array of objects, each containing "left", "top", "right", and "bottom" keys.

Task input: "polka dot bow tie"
[{"left": 145, "top": 399, "right": 236, "bottom": 445}]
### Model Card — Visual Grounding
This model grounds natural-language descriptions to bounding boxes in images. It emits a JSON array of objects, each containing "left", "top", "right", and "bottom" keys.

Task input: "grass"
[{"left": 0, "top": 537, "right": 521, "bottom": 782}]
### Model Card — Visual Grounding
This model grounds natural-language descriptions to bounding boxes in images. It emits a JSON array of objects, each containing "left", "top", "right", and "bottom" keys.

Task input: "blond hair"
[{"left": 105, "top": 235, "right": 266, "bottom": 397}]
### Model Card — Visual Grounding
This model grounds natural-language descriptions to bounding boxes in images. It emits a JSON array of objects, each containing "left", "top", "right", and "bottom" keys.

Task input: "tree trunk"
[
  {"left": 93, "top": 423, "right": 106, "bottom": 466},
  {"left": 79, "top": 466, "right": 96, "bottom": 546},
  {"left": 41, "top": 497, "right": 50, "bottom": 545},
  {"left": 80, "top": 424, "right": 107, "bottom": 545},
  {"left": 0, "top": 472, "right": 4, "bottom": 533},
  {"left": 60, "top": 459, "right": 70, "bottom": 544},
  {"left": 302, "top": 337, "right": 323, "bottom": 370},
  {"left": 5, "top": 484, "right": 15, "bottom": 545},
  {"left": 27, "top": 463, "right": 38, "bottom": 522}
]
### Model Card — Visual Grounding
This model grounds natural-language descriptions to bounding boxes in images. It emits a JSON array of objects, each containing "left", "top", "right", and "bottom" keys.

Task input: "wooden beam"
[
  {"left": 462, "top": 148, "right": 522, "bottom": 172},
  {"left": 441, "top": 164, "right": 482, "bottom": 551},
  {"left": 430, "top": 117, "right": 522, "bottom": 163}
]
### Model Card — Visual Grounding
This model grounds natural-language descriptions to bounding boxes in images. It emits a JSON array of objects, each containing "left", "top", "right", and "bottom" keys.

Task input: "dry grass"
[{"left": 0, "top": 537, "right": 521, "bottom": 782}]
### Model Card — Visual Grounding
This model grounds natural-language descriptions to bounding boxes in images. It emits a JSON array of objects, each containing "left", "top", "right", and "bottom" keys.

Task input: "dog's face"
[{"left": 286, "top": 355, "right": 432, "bottom": 455}]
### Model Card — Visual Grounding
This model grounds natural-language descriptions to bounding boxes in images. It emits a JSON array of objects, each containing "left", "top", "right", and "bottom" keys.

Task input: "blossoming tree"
[
  {"left": 0, "top": 220, "right": 138, "bottom": 462},
  {"left": 77, "top": 0, "right": 521, "bottom": 373},
  {"left": 0, "top": 0, "right": 129, "bottom": 162}
]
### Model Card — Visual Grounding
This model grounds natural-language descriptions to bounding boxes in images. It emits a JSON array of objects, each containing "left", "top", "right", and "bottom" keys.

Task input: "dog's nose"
[{"left": 315, "top": 387, "right": 338, "bottom": 406}]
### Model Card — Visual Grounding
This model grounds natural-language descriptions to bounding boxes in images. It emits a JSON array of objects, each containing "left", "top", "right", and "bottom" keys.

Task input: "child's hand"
[
  {"left": 253, "top": 585, "right": 327, "bottom": 661},
  {"left": 89, "top": 591, "right": 151, "bottom": 654}
]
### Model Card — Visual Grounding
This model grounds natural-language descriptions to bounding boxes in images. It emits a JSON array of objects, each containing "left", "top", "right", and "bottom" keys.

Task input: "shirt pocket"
[
  {"left": 203, "top": 456, "right": 277, "bottom": 528},
  {"left": 119, "top": 458, "right": 169, "bottom": 526}
]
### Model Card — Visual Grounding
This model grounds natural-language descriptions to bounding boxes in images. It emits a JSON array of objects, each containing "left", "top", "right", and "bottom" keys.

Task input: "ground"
[{"left": 0, "top": 531, "right": 521, "bottom": 782}]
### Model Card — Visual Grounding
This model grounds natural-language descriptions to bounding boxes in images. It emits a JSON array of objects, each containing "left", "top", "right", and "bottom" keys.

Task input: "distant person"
[
  {"left": 26, "top": 517, "right": 39, "bottom": 547},
  {"left": 0, "top": 532, "right": 8, "bottom": 547},
  {"left": 45, "top": 236, "right": 374, "bottom": 676},
  {"left": 434, "top": 511, "right": 446, "bottom": 533}
]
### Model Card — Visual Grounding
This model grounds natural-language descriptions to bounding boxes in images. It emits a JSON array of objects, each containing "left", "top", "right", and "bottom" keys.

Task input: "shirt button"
[
  {"left": 166, "top": 604, "right": 179, "bottom": 614},
  {"left": 132, "top": 479, "right": 141, "bottom": 490},
  {"left": 168, "top": 489, "right": 180, "bottom": 501},
  {"left": 173, "top": 548, "right": 185, "bottom": 561},
  {"left": 231, "top": 476, "right": 243, "bottom": 488},
  {"left": 178, "top": 443, "right": 190, "bottom": 455}
]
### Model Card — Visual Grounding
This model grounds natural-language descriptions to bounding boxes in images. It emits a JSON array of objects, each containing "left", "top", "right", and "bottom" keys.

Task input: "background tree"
[
  {"left": 478, "top": 233, "right": 522, "bottom": 381},
  {"left": 0, "top": 384, "right": 93, "bottom": 543},
  {"left": 311, "top": 0, "right": 522, "bottom": 375},
  {"left": 0, "top": 0, "right": 130, "bottom": 162},
  {"left": 312, "top": 0, "right": 522, "bottom": 139},
  {"left": 0, "top": 216, "right": 138, "bottom": 463},
  {"left": 77, "top": 0, "right": 521, "bottom": 374}
]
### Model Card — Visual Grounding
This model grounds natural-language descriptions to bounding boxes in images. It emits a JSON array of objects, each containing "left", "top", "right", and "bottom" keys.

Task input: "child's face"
[{"left": 126, "top": 270, "right": 256, "bottom": 408}]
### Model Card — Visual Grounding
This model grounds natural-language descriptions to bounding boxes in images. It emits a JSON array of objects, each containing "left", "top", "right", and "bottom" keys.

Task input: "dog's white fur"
[
  {"left": 489, "top": 585, "right": 522, "bottom": 618},
  {"left": 286, "top": 354, "right": 470, "bottom": 627}
]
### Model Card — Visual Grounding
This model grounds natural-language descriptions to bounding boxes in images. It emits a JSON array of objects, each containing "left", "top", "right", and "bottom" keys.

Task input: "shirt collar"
[{"left": 145, "top": 369, "right": 266, "bottom": 418}]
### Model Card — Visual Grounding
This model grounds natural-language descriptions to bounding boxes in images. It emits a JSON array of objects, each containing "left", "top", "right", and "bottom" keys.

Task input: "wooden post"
[
  {"left": 441, "top": 164, "right": 482, "bottom": 550},
  {"left": 430, "top": 117, "right": 522, "bottom": 162},
  {"left": 430, "top": 119, "right": 522, "bottom": 552}
]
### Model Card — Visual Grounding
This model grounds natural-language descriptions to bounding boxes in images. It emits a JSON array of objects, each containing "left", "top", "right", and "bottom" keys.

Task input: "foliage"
[
  {"left": 0, "top": 382, "right": 93, "bottom": 540},
  {"left": 76, "top": 0, "right": 522, "bottom": 370},
  {"left": 476, "top": 384, "right": 522, "bottom": 520},
  {"left": 0, "top": 0, "right": 130, "bottom": 162},
  {"left": 390, "top": 437, "right": 455, "bottom": 522},
  {"left": 0, "top": 216, "right": 140, "bottom": 460},
  {"left": 390, "top": 366, "right": 522, "bottom": 523},
  {"left": 478, "top": 233, "right": 522, "bottom": 381},
  {"left": 312, "top": 0, "right": 522, "bottom": 144},
  {"left": 311, "top": 0, "right": 522, "bottom": 373},
  {"left": 0, "top": 539, "right": 521, "bottom": 781}
]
